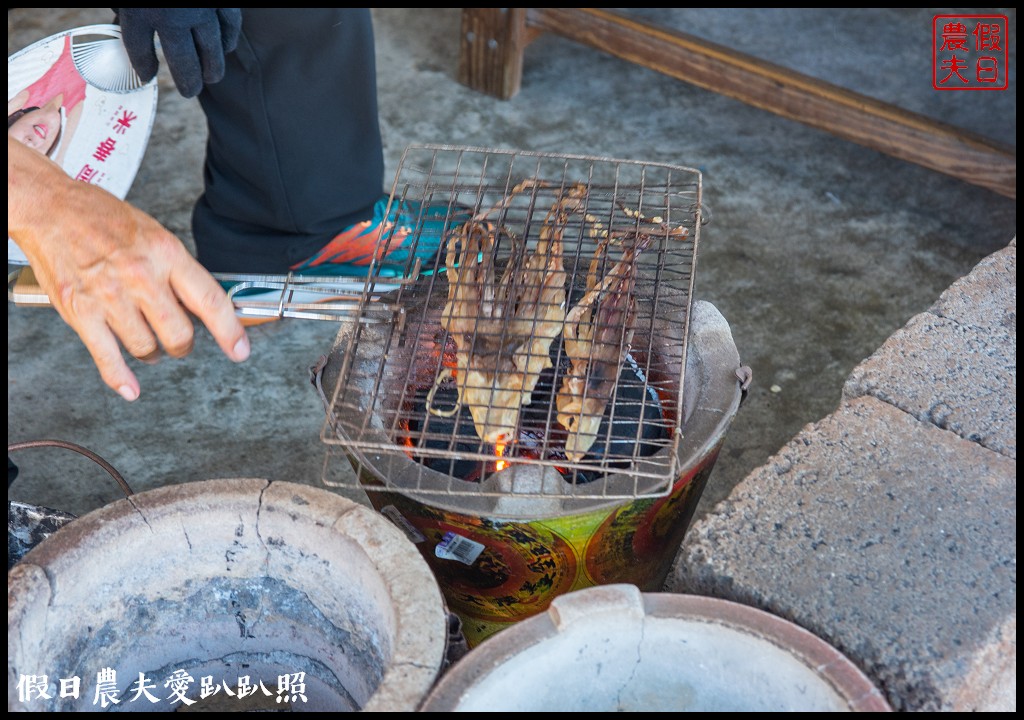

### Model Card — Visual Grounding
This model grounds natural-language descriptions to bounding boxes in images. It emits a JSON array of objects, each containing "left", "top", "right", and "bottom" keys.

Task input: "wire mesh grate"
[{"left": 315, "top": 145, "right": 704, "bottom": 501}]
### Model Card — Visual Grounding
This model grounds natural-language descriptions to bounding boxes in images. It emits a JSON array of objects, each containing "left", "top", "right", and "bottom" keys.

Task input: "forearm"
[
  {"left": 8, "top": 134, "right": 144, "bottom": 297},
  {"left": 8, "top": 135, "right": 249, "bottom": 401},
  {"left": 8, "top": 135, "right": 77, "bottom": 249}
]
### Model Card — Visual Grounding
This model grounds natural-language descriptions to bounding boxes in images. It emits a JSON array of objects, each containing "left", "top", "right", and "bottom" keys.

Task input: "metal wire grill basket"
[{"left": 315, "top": 145, "right": 704, "bottom": 501}]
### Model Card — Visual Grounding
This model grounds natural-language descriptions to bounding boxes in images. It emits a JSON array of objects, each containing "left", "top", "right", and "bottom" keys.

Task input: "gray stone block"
[
  {"left": 842, "top": 312, "right": 1015, "bottom": 458},
  {"left": 669, "top": 396, "right": 1016, "bottom": 712},
  {"left": 842, "top": 244, "right": 1016, "bottom": 459},
  {"left": 930, "top": 243, "right": 1016, "bottom": 335}
]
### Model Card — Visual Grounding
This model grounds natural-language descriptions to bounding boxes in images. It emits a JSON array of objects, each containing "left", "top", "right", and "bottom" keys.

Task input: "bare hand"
[{"left": 8, "top": 137, "right": 249, "bottom": 401}]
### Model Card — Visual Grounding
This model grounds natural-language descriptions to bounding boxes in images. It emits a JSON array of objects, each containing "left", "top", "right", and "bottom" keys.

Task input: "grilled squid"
[
  {"left": 556, "top": 232, "right": 647, "bottom": 461},
  {"left": 556, "top": 214, "right": 688, "bottom": 461},
  {"left": 440, "top": 182, "right": 583, "bottom": 445}
]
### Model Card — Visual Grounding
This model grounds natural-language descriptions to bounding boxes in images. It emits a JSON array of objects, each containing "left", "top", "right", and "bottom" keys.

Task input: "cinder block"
[
  {"left": 931, "top": 243, "right": 1016, "bottom": 334},
  {"left": 669, "top": 396, "right": 1016, "bottom": 712},
  {"left": 843, "top": 243, "right": 1016, "bottom": 459},
  {"left": 842, "top": 313, "right": 1015, "bottom": 458}
]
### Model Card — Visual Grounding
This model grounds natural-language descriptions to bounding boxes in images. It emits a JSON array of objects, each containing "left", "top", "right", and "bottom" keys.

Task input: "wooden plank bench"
[{"left": 457, "top": 8, "right": 1015, "bottom": 199}]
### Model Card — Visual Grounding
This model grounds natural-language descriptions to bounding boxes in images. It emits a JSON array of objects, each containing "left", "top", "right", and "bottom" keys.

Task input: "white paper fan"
[
  {"left": 8, "top": 24, "right": 158, "bottom": 264},
  {"left": 71, "top": 28, "right": 148, "bottom": 94}
]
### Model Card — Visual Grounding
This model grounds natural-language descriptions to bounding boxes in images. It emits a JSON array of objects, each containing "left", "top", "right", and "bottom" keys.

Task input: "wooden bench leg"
[{"left": 457, "top": 8, "right": 529, "bottom": 100}]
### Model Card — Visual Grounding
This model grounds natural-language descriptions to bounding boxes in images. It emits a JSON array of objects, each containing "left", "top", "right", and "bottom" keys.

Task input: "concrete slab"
[
  {"left": 668, "top": 395, "right": 1016, "bottom": 711},
  {"left": 844, "top": 241, "right": 1016, "bottom": 458},
  {"left": 930, "top": 239, "right": 1017, "bottom": 335}
]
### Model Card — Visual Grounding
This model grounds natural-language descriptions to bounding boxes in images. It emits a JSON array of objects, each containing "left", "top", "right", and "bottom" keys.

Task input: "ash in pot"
[{"left": 400, "top": 350, "right": 668, "bottom": 484}]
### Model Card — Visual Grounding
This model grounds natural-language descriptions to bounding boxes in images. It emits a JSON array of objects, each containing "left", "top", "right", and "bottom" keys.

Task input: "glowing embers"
[{"left": 401, "top": 346, "right": 668, "bottom": 485}]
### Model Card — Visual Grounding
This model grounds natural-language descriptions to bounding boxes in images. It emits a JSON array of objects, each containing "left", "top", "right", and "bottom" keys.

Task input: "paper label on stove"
[
  {"left": 379, "top": 505, "right": 426, "bottom": 544},
  {"left": 435, "top": 531, "right": 484, "bottom": 566}
]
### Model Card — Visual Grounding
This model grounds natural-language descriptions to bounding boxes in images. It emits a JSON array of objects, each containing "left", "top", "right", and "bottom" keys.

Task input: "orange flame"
[{"left": 494, "top": 442, "right": 507, "bottom": 471}]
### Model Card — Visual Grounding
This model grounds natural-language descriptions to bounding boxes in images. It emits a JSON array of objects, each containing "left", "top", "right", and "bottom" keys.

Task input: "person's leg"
[{"left": 193, "top": 8, "right": 384, "bottom": 273}]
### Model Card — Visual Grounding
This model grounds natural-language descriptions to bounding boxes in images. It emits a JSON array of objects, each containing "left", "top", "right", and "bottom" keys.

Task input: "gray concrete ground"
[{"left": 8, "top": 8, "right": 1017, "bottom": 711}]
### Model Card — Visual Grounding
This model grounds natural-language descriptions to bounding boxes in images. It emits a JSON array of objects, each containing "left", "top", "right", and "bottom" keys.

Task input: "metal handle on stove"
[
  {"left": 10, "top": 266, "right": 412, "bottom": 324},
  {"left": 214, "top": 271, "right": 412, "bottom": 324}
]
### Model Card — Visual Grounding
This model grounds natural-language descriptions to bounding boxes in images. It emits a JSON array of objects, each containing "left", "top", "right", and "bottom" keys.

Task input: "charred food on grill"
[
  {"left": 439, "top": 181, "right": 687, "bottom": 463},
  {"left": 440, "top": 181, "right": 583, "bottom": 445}
]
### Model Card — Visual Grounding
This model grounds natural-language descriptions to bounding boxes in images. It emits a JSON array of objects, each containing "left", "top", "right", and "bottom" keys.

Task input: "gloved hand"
[{"left": 113, "top": 8, "right": 242, "bottom": 98}]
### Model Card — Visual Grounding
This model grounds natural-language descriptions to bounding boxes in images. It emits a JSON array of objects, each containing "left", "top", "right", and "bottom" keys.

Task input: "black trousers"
[{"left": 192, "top": 8, "right": 385, "bottom": 273}]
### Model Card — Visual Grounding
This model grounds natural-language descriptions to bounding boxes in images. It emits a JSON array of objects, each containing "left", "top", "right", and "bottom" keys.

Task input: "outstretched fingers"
[{"left": 167, "top": 255, "right": 250, "bottom": 363}]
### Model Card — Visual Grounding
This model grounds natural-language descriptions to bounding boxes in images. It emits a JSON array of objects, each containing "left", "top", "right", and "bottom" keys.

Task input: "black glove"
[{"left": 113, "top": 8, "right": 242, "bottom": 98}]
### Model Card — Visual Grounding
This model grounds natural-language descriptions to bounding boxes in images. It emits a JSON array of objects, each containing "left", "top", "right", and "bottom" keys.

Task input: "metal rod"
[
  {"left": 8, "top": 439, "right": 134, "bottom": 498},
  {"left": 215, "top": 271, "right": 407, "bottom": 322}
]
